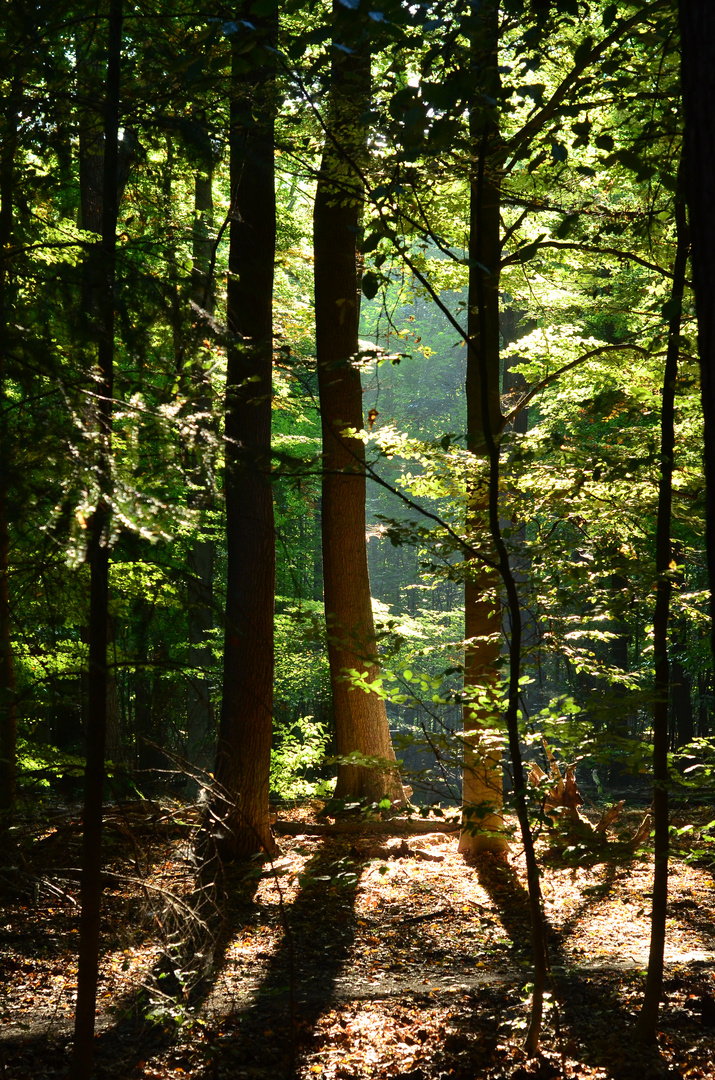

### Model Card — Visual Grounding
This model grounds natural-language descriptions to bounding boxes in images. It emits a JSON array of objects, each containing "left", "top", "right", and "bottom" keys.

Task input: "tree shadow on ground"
[
  {"left": 470, "top": 852, "right": 675, "bottom": 1080},
  {"left": 205, "top": 834, "right": 363, "bottom": 1080},
  {"left": 0, "top": 834, "right": 262, "bottom": 1080}
]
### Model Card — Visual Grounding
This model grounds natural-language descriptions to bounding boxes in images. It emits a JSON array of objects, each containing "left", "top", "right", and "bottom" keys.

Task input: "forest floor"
[{"left": 2, "top": 799, "right": 715, "bottom": 1080}]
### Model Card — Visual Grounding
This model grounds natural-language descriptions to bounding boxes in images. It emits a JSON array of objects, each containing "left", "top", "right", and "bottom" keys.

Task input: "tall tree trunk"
[
  {"left": 186, "top": 138, "right": 216, "bottom": 773},
  {"left": 314, "top": 2, "right": 404, "bottom": 806},
  {"left": 670, "top": 544, "right": 694, "bottom": 750},
  {"left": 608, "top": 556, "right": 632, "bottom": 784},
  {"left": 697, "top": 670, "right": 711, "bottom": 736},
  {"left": 456, "top": 3, "right": 548, "bottom": 1052},
  {"left": 679, "top": 0, "right": 715, "bottom": 668},
  {"left": 634, "top": 175, "right": 689, "bottom": 1046},
  {"left": 0, "top": 69, "right": 21, "bottom": 825},
  {"left": 106, "top": 617, "right": 122, "bottom": 761},
  {"left": 71, "top": 1, "right": 122, "bottom": 1076},
  {"left": 213, "top": 8, "right": 278, "bottom": 859},
  {"left": 459, "top": 0, "right": 507, "bottom": 856}
]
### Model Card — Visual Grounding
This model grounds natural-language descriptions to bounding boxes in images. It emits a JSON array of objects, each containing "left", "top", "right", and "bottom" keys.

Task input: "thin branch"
[
  {"left": 503, "top": 343, "right": 663, "bottom": 425},
  {"left": 501, "top": 239, "right": 672, "bottom": 278}
]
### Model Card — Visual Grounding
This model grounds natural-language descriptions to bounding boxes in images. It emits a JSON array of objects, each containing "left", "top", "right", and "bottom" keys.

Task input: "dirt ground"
[{"left": 2, "top": 800, "right": 715, "bottom": 1079}]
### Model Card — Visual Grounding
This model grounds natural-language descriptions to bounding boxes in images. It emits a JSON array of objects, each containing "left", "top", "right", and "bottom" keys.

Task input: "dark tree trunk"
[
  {"left": 697, "top": 671, "right": 711, "bottom": 736},
  {"left": 670, "top": 545, "right": 694, "bottom": 750},
  {"left": 314, "top": 3, "right": 404, "bottom": 805},
  {"left": 671, "top": 658, "right": 694, "bottom": 748},
  {"left": 634, "top": 176, "right": 689, "bottom": 1046},
  {"left": 71, "top": 2, "right": 122, "bottom": 1077},
  {"left": 459, "top": 0, "right": 507, "bottom": 857},
  {"left": 679, "top": 0, "right": 715, "bottom": 667},
  {"left": 187, "top": 537, "right": 214, "bottom": 769},
  {"left": 0, "top": 70, "right": 21, "bottom": 824},
  {"left": 608, "top": 559, "right": 632, "bottom": 784},
  {"left": 186, "top": 136, "right": 216, "bottom": 773},
  {"left": 133, "top": 601, "right": 154, "bottom": 770},
  {"left": 214, "top": 9, "right": 278, "bottom": 859},
  {"left": 106, "top": 617, "right": 122, "bottom": 762}
]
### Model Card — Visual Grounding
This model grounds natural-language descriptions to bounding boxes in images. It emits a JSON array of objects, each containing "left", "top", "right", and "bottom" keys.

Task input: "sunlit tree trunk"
[
  {"left": 456, "top": 8, "right": 548, "bottom": 1051},
  {"left": 71, "top": 2, "right": 122, "bottom": 1076},
  {"left": 214, "top": 9, "right": 278, "bottom": 858},
  {"left": 459, "top": 0, "right": 507, "bottom": 856},
  {"left": 634, "top": 175, "right": 689, "bottom": 1046},
  {"left": 314, "top": 2, "right": 404, "bottom": 806}
]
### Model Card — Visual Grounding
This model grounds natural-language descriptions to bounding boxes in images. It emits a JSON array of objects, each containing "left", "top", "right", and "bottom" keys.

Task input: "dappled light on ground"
[{"left": 2, "top": 804, "right": 715, "bottom": 1078}]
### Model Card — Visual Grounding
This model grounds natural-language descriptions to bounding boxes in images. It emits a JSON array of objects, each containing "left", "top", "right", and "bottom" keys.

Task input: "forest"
[{"left": 2, "top": 0, "right": 715, "bottom": 1077}]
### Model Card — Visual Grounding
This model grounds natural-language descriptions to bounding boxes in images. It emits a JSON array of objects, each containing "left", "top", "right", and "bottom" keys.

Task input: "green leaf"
[
  {"left": 361, "top": 232, "right": 381, "bottom": 254},
  {"left": 362, "top": 271, "right": 380, "bottom": 300},
  {"left": 551, "top": 141, "right": 567, "bottom": 163},
  {"left": 516, "top": 234, "right": 546, "bottom": 263},
  {"left": 661, "top": 297, "right": 682, "bottom": 323},
  {"left": 595, "top": 134, "right": 614, "bottom": 151},
  {"left": 555, "top": 213, "right": 578, "bottom": 239},
  {"left": 573, "top": 36, "right": 594, "bottom": 68},
  {"left": 602, "top": 4, "right": 618, "bottom": 29}
]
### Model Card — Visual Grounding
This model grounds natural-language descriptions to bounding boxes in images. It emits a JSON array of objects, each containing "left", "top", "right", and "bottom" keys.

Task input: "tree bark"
[
  {"left": 634, "top": 173, "right": 689, "bottom": 1046},
  {"left": 670, "top": 544, "right": 694, "bottom": 750},
  {"left": 186, "top": 135, "right": 216, "bottom": 773},
  {"left": 679, "top": 0, "right": 715, "bottom": 667},
  {"left": 71, "top": 2, "right": 122, "bottom": 1076},
  {"left": 457, "top": 3, "right": 548, "bottom": 1053},
  {"left": 213, "top": 8, "right": 278, "bottom": 859},
  {"left": 0, "top": 69, "right": 21, "bottom": 824},
  {"left": 459, "top": 0, "right": 507, "bottom": 857},
  {"left": 314, "top": 3, "right": 404, "bottom": 806}
]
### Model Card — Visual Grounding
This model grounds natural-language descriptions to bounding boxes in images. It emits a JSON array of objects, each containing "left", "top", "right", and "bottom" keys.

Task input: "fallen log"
[
  {"left": 354, "top": 837, "right": 447, "bottom": 861},
  {"left": 273, "top": 817, "right": 460, "bottom": 837}
]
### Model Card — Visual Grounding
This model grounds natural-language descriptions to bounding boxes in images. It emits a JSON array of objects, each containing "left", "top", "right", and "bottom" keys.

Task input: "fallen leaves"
[{"left": 3, "top": 802, "right": 715, "bottom": 1079}]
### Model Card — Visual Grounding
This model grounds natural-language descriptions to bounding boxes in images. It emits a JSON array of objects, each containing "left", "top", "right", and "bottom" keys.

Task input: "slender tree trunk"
[
  {"left": 186, "top": 137, "right": 216, "bottom": 773},
  {"left": 106, "top": 617, "right": 122, "bottom": 761},
  {"left": 0, "top": 70, "right": 21, "bottom": 824},
  {"left": 214, "top": 9, "right": 278, "bottom": 859},
  {"left": 697, "top": 671, "right": 711, "bottom": 736},
  {"left": 459, "top": 0, "right": 507, "bottom": 856},
  {"left": 634, "top": 176, "right": 689, "bottom": 1046},
  {"left": 133, "top": 599, "right": 155, "bottom": 772},
  {"left": 456, "top": 2, "right": 547, "bottom": 1051},
  {"left": 314, "top": 2, "right": 404, "bottom": 806},
  {"left": 670, "top": 544, "right": 694, "bottom": 749},
  {"left": 608, "top": 557, "right": 631, "bottom": 784},
  {"left": 679, "top": 0, "right": 715, "bottom": 668},
  {"left": 71, "top": 3, "right": 121, "bottom": 1077}
]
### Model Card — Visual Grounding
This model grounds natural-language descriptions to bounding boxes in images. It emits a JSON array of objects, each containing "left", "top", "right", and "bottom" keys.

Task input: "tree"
[
  {"left": 71, "top": 1, "right": 122, "bottom": 1075},
  {"left": 679, "top": 0, "right": 715, "bottom": 666},
  {"left": 213, "top": 6, "right": 279, "bottom": 859},
  {"left": 185, "top": 121, "right": 218, "bottom": 773},
  {"left": 0, "top": 47, "right": 22, "bottom": 824},
  {"left": 459, "top": 0, "right": 508, "bottom": 856},
  {"left": 635, "top": 165, "right": 689, "bottom": 1046},
  {"left": 314, "top": 1, "right": 404, "bottom": 806}
]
